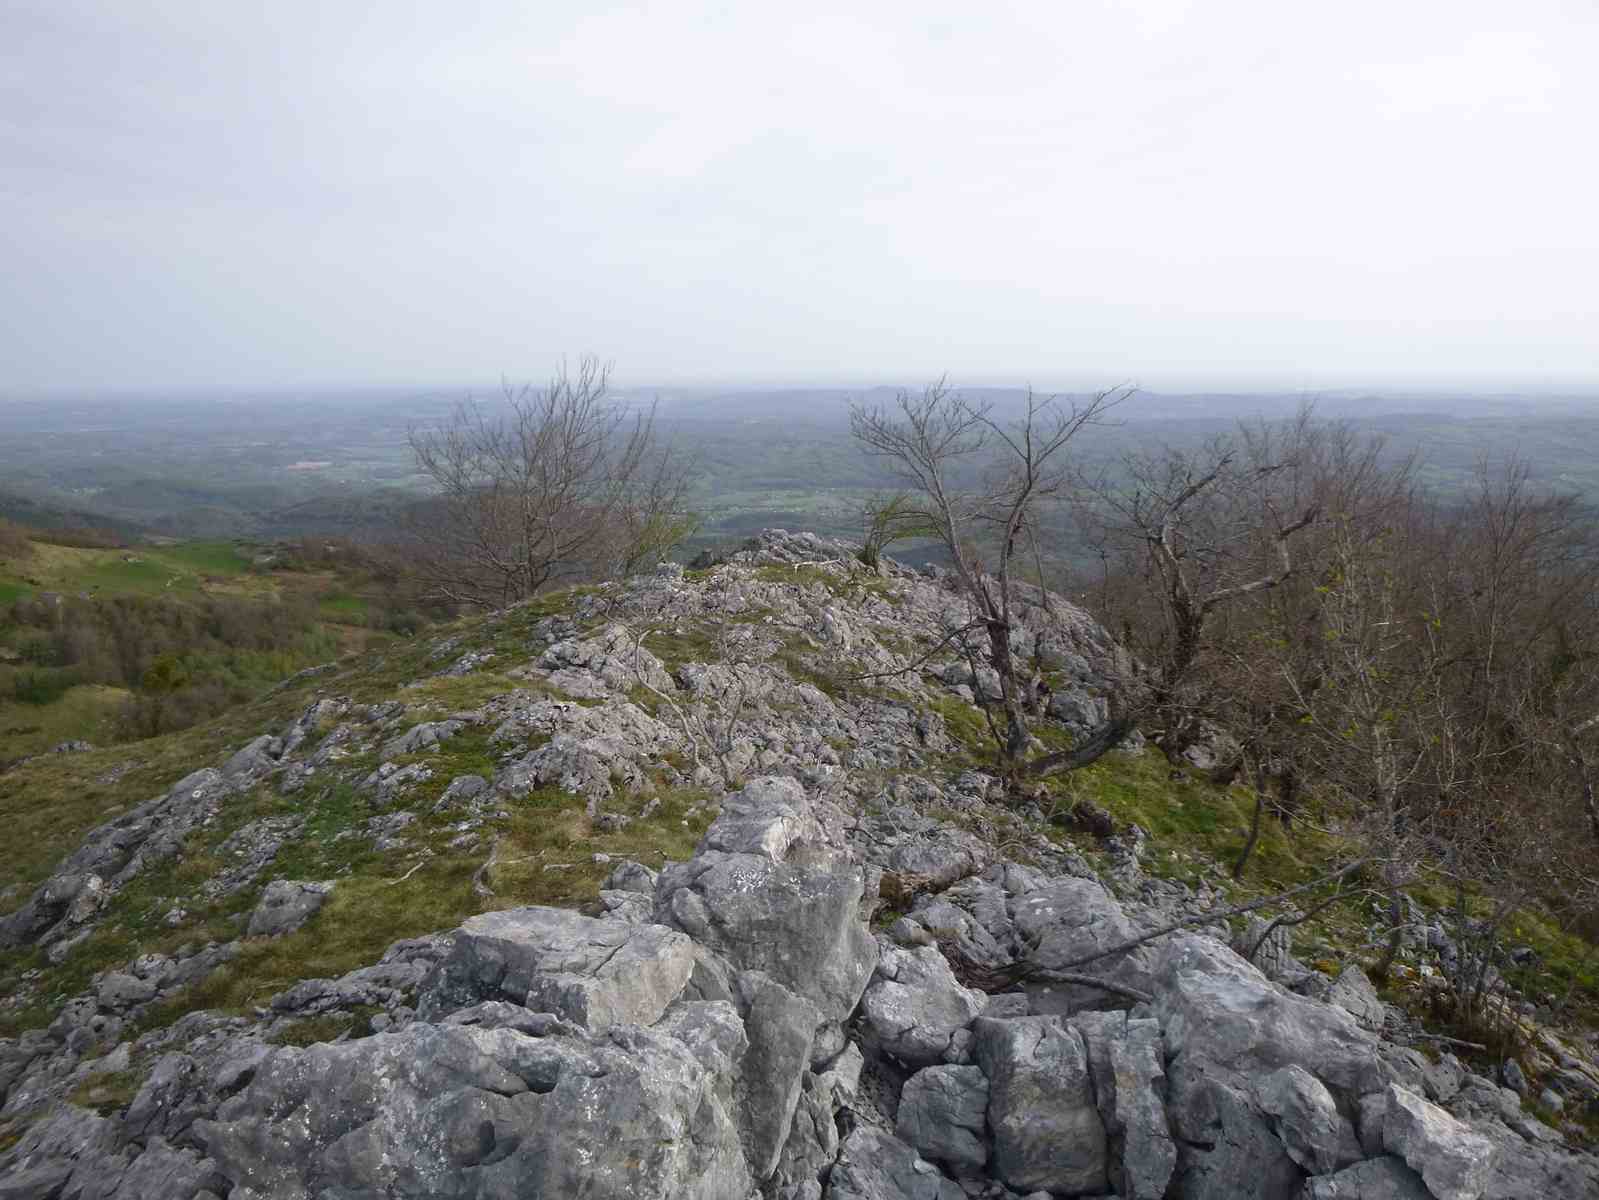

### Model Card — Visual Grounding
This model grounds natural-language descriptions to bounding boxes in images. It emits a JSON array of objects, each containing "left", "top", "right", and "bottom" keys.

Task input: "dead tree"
[
  {"left": 850, "top": 380, "right": 1129, "bottom": 787},
  {"left": 404, "top": 357, "right": 696, "bottom": 608}
]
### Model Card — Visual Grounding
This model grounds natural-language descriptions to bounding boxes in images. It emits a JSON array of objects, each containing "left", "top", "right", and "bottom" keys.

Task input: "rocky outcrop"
[
  {"left": 7, "top": 767, "right": 1599, "bottom": 1200},
  {"left": 3, "top": 533, "right": 1598, "bottom": 1200}
]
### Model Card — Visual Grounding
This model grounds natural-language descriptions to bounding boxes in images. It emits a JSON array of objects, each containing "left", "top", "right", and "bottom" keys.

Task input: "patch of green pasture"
[
  {"left": 0, "top": 683, "right": 129, "bottom": 758},
  {"left": 73, "top": 554, "right": 198, "bottom": 595},
  {"left": 152, "top": 541, "right": 254, "bottom": 575},
  {"left": 1062, "top": 748, "right": 1338, "bottom": 891},
  {"left": 317, "top": 592, "right": 369, "bottom": 623}
]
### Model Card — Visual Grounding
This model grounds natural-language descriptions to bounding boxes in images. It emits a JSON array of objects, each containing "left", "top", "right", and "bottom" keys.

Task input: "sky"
[{"left": 2, "top": 1, "right": 1596, "bottom": 394}]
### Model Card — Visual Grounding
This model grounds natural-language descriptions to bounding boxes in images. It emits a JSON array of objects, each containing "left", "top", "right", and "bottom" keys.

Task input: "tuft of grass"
[
  {"left": 927, "top": 693, "right": 997, "bottom": 759},
  {"left": 268, "top": 1006, "right": 380, "bottom": 1046},
  {"left": 317, "top": 592, "right": 369, "bottom": 623},
  {"left": 67, "top": 1067, "right": 146, "bottom": 1116}
]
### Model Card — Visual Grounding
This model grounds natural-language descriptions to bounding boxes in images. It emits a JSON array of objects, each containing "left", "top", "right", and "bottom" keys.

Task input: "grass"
[
  {"left": 156, "top": 541, "right": 253, "bottom": 574},
  {"left": 0, "top": 540, "right": 258, "bottom": 602},
  {"left": 1057, "top": 747, "right": 1342, "bottom": 891},
  {"left": 0, "top": 683, "right": 129, "bottom": 758},
  {"left": 67, "top": 1068, "right": 146, "bottom": 1117},
  {"left": 0, "top": 668, "right": 340, "bottom": 917},
  {"left": 269, "top": 1007, "right": 380, "bottom": 1046},
  {"left": 127, "top": 780, "right": 714, "bottom": 1030},
  {"left": 317, "top": 592, "right": 369, "bottom": 623},
  {"left": 0, "top": 597, "right": 717, "bottom": 1039}
]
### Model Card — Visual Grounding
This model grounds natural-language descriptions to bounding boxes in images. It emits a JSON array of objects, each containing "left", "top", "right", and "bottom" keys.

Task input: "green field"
[
  {"left": 0, "top": 540, "right": 258, "bottom": 600},
  {"left": 0, "top": 536, "right": 401, "bottom": 756},
  {"left": 0, "top": 684, "right": 130, "bottom": 758},
  {"left": 317, "top": 591, "right": 370, "bottom": 622},
  {"left": 151, "top": 541, "right": 254, "bottom": 574}
]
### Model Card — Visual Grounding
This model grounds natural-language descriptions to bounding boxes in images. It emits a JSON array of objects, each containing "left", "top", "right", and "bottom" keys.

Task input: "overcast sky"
[{"left": 2, "top": 1, "right": 1596, "bottom": 394}]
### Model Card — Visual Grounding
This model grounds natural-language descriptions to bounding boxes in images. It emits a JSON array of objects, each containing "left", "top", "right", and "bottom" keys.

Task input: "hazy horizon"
[{"left": 4, "top": 2, "right": 1596, "bottom": 394}]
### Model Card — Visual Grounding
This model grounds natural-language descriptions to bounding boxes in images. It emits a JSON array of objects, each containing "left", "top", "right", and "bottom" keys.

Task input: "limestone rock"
[
  {"left": 825, "top": 1126, "right": 965, "bottom": 1200},
  {"left": 418, "top": 906, "right": 694, "bottom": 1031},
  {"left": 656, "top": 778, "right": 878, "bottom": 1024},
  {"left": 859, "top": 942, "right": 986, "bottom": 1068},
  {"left": 1010, "top": 876, "right": 1152, "bottom": 1014},
  {"left": 196, "top": 1021, "right": 750, "bottom": 1199},
  {"left": 896, "top": 1064, "right": 989, "bottom": 1172},
  {"left": 1255, "top": 1064, "right": 1363, "bottom": 1175},
  {"left": 735, "top": 976, "right": 819, "bottom": 1179},
  {"left": 1382, "top": 1083, "right": 1497, "bottom": 1200},
  {"left": 973, "top": 1015, "right": 1108, "bottom": 1196},
  {"left": 245, "top": 879, "right": 333, "bottom": 938},
  {"left": 1329, "top": 965, "right": 1386, "bottom": 1033},
  {"left": 1070, "top": 1011, "right": 1176, "bottom": 1200},
  {"left": 1300, "top": 1156, "right": 1432, "bottom": 1199}
]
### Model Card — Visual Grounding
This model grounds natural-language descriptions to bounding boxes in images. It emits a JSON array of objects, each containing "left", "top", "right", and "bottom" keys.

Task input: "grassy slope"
[
  {"left": 0, "top": 538, "right": 403, "bottom": 755},
  {"left": 1, "top": 574, "right": 1594, "bottom": 1073},
  {"left": 0, "top": 540, "right": 258, "bottom": 600},
  {"left": 0, "top": 590, "right": 713, "bottom": 1037},
  {"left": 0, "top": 685, "right": 130, "bottom": 759}
]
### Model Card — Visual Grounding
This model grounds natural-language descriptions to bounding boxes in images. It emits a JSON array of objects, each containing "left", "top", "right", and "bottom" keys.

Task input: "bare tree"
[
  {"left": 1076, "top": 410, "right": 1418, "bottom": 875},
  {"left": 404, "top": 358, "right": 696, "bottom": 608},
  {"left": 1079, "top": 408, "right": 1332, "bottom": 728},
  {"left": 1281, "top": 457, "right": 1599, "bottom": 998},
  {"left": 850, "top": 380, "right": 1129, "bottom": 787}
]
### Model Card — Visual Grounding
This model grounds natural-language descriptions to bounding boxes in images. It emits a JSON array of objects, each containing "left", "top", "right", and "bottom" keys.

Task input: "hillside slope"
[{"left": 1, "top": 531, "right": 1596, "bottom": 1198}]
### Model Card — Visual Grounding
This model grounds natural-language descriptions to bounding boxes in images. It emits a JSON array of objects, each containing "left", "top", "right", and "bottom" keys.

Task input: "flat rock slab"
[
  {"left": 196, "top": 1020, "right": 749, "bottom": 1200},
  {"left": 896, "top": 1064, "right": 990, "bottom": 1171},
  {"left": 420, "top": 906, "right": 694, "bottom": 1031},
  {"left": 825, "top": 1127, "right": 966, "bottom": 1200},
  {"left": 1302, "top": 1155, "right": 1432, "bottom": 1199}
]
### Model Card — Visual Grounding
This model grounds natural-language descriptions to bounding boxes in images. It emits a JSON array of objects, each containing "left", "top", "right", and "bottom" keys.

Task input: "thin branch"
[
  {"left": 837, "top": 618, "right": 988, "bottom": 682},
  {"left": 1051, "top": 858, "right": 1371, "bottom": 971},
  {"left": 1016, "top": 969, "right": 1153, "bottom": 1005},
  {"left": 1244, "top": 885, "right": 1347, "bottom": 963}
]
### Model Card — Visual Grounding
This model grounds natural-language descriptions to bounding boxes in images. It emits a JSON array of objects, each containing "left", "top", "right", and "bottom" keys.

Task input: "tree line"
[
  {"left": 4, "top": 591, "right": 340, "bottom": 737},
  {"left": 850, "top": 382, "right": 1599, "bottom": 1034}
]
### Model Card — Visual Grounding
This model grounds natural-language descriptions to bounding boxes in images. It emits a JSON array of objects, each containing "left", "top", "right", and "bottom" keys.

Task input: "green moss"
[
  {"left": 268, "top": 1006, "right": 380, "bottom": 1046},
  {"left": 927, "top": 694, "right": 996, "bottom": 758},
  {"left": 67, "top": 1067, "right": 146, "bottom": 1116},
  {"left": 1056, "top": 748, "right": 1340, "bottom": 892}
]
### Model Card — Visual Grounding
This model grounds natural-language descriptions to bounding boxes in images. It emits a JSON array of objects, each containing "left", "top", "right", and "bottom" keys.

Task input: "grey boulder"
[
  {"left": 196, "top": 1020, "right": 750, "bottom": 1199},
  {"left": 973, "top": 1015, "right": 1108, "bottom": 1196},
  {"left": 825, "top": 1127, "right": 965, "bottom": 1200},
  {"left": 245, "top": 879, "right": 334, "bottom": 938},
  {"left": 418, "top": 905, "right": 694, "bottom": 1031},
  {"left": 1256, "top": 1064, "right": 1363, "bottom": 1175},
  {"left": 896, "top": 1064, "right": 989, "bottom": 1172},
  {"left": 1381, "top": 1083, "right": 1497, "bottom": 1200},
  {"left": 656, "top": 777, "right": 878, "bottom": 1023},
  {"left": 1300, "top": 1156, "right": 1432, "bottom": 1199},
  {"left": 858, "top": 942, "right": 986, "bottom": 1068}
]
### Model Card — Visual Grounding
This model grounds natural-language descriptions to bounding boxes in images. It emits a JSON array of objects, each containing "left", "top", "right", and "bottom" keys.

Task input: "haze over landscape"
[{"left": 3, "top": 0, "right": 1597, "bottom": 393}]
